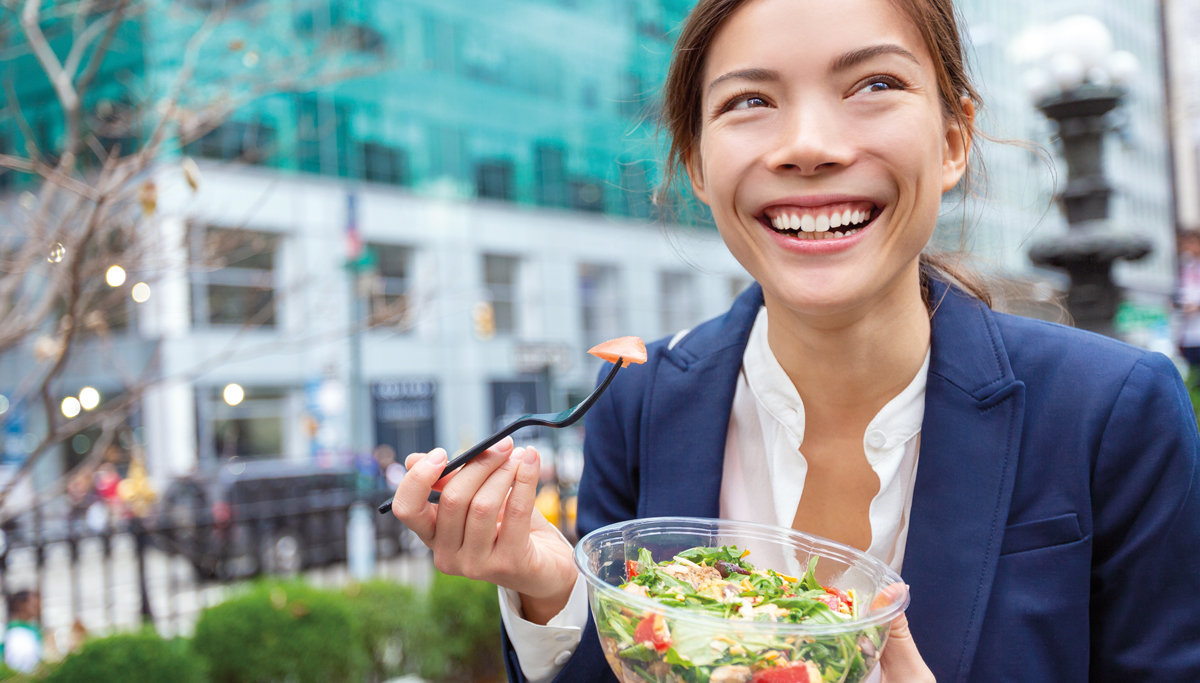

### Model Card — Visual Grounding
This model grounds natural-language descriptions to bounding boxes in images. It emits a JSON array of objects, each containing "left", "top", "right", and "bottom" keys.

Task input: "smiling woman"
[{"left": 385, "top": 1, "right": 1200, "bottom": 682}]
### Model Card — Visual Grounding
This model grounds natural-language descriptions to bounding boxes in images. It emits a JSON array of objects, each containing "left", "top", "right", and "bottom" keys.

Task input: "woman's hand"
[
  {"left": 390, "top": 437, "right": 578, "bottom": 624},
  {"left": 879, "top": 609, "right": 934, "bottom": 683}
]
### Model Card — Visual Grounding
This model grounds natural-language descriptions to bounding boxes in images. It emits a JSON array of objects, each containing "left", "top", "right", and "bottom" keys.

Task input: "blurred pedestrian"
[
  {"left": 3, "top": 590, "right": 43, "bottom": 673},
  {"left": 1178, "top": 230, "right": 1200, "bottom": 385}
]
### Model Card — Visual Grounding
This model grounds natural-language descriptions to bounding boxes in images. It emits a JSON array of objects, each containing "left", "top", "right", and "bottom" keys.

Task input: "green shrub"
[
  {"left": 343, "top": 580, "right": 422, "bottom": 680},
  {"left": 0, "top": 662, "right": 35, "bottom": 682},
  {"left": 192, "top": 581, "right": 364, "bottom": 683},
  {"left": 43, "top": 628, "right": 206, "bottom": 683},
  {"left": 415, "top": 572, "right": 503, "bottom": 683}
]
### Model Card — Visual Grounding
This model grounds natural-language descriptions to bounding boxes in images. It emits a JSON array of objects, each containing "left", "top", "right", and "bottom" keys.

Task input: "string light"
[
  {"left": 61, "top": 396, "right": 81, "bottom": 418},
  {"left": 106, "top": 265, "right": 126, "bottom": 287},
  {"left": 132, "top": 282, "right": 151, "bottom": 303},
  {"left": 79, "top": 387, "right": 100, "bottom": 410},
  {"left": 223, "top": 383, "right": 245, "bottom": 406}
]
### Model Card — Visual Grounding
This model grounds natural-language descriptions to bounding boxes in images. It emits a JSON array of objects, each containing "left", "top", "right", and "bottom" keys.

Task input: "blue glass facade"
[{"left": 147, "top": 0, "right": 695, "bottom": 218}]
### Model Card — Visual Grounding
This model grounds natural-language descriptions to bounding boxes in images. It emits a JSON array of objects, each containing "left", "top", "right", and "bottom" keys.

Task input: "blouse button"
[
  {"left": 554, "top": 650, "right": 574, "bottom": 666},
  {"left": 866, "top": 430, "right": 887, "bottom": 449}
]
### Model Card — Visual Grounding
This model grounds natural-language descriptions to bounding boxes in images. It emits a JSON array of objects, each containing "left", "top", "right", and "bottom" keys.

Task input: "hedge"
[
  {"left": 9, "top": 572, "right": 503, "bottom": 683},
  {"left": 192, "top": 581, "right": 365, "bottom": 683},
  {"left": 42, "top": 629, "right": 206, "bottom": 683}
]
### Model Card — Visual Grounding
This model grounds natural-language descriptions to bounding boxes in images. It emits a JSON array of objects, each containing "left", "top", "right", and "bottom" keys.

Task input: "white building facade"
[{"left": 138, "top": 162, "right": 748, "bottom": 483}]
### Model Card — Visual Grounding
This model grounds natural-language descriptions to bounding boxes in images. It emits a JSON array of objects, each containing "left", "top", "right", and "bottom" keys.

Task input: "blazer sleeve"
[
  {"left": 503, "top": 362, "right": 640, "bottom": 683},
  {"left": 1089, "top": 353, "right": 1200, "bottom": 681}
]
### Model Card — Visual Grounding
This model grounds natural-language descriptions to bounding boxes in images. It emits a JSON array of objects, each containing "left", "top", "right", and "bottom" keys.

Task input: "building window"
[
  {"left": 368, "top": 243, "right": 413, "bottom": 329},
  {"left": 490, "top": 380, "right": 546, "bottom": 442},
  {"left": 569, "top": 179, "right": 605, "bottom": 213},
  {"left": 199, "top": 386, "right": 285, "bottom": 462},
  {"left": 185, "top": 120, "right": 275, "bottom": 165},
  {"left": 429, "top": 125, "right": 466, "bottom": 181},
  {"left": 476, "top": 159, "right": 515, "bottom": 201},
  {"left": 660, "top": 271, "right": 699, "bottom": 336},
  {"left": 190, "top": 226, "right": 279, "bottom": 328},
  {"left": 621, "top": 161, "right": 651, "bottom": 218},
  {"left": 296, "top": 95, "right": 351, "bottom": 176},
  {"left": 483, "top": 254, "right": 519, "bottom": 335},
  {"left": 373, "top": 379, "right": 437, "bottom": 458},
  {"left": 579, "top": 263, "right": 622, "bottom": 356},
  {"left": 534, "top": 143, "right": 567, "bottom": 208},
  {"left": 360, "top": 142, "right": 408, "bottom": 185}
]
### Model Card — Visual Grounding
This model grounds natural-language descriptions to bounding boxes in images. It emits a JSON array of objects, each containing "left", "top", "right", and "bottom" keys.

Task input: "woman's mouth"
[{"left": 758, "top": 201, "right": 879, "bottom": 241}]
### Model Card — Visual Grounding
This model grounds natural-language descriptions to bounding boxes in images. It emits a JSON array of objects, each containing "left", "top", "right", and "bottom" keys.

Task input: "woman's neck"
[{"left": 763, "top": 262, "right": 931, "bottom": 424}]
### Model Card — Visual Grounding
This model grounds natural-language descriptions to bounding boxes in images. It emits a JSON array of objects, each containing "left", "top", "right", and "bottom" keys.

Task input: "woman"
[{"left": 391, "top": 0, "right": 1200, "bottom": 681}]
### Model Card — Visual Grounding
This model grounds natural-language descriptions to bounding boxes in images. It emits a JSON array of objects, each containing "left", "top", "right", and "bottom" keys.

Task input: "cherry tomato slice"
[
  {"left": 632, "top": 613, "right": 671, "bottom": 652},
  {"left": 626, "top": 559, "right": 639, "bottom": 579},
  {"left": 749, "top": 663, "right": 816, "bottom": 683}
]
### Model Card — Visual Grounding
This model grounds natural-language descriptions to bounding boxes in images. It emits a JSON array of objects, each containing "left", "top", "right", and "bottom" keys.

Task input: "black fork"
[{"left": 378, "top": 358, "right": 624, "bottom": 513}]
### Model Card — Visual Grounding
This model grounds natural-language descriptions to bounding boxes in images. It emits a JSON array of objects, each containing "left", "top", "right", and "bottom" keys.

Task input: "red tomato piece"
[
  {"left": 814, "top": 593, "right": 840, "bottom": 611},
  {"left": 587, "top": 336, "right": 647, "bottom": 367},
  {"left": 632, "top": 613, "right": 671, "bottom": 652},
  {"left": 626, "top": 559, "right": 639, "bottom": 579},
  {"left": 824, "top": 586, "right": 851, "bottom": 603},
  {"left": 749, "top": 663, "right": 817, "bottom": 683}
]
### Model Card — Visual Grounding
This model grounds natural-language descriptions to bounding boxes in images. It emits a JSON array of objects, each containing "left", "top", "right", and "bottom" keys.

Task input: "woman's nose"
[{"left": 763, "top": 101, "right": 855, "bottom": 175}]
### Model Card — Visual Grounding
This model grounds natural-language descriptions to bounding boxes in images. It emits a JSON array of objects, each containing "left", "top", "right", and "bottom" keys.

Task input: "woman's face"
[{"left": 687, "top": 0, "right": 971, "bottom": 318}]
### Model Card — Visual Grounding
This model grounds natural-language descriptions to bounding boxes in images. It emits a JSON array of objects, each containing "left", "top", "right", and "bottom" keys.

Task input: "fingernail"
[
  {"left": 428, "top": 449, "right": 447, "bottom": 466},
  {"left": 509, "top": 447, "right": 524, "bottom": 464},
  {"left": 522, "top": 447, "right": 538, "bottom": 465}
]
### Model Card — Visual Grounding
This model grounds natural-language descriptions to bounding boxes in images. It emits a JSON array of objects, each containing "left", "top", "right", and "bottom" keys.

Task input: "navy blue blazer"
[{"left": 503, "top": 279, "right": 1200, "bottom": 683}]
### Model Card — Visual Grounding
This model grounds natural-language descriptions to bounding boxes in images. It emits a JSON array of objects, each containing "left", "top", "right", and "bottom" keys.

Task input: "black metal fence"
[{"left": 0, "top": 486, "right": 423, "bottom": 639}]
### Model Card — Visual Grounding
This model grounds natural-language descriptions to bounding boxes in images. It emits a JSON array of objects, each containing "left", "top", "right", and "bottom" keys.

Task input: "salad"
[{"left": 593, "top": 545, "right": 882, "bottom": 683}]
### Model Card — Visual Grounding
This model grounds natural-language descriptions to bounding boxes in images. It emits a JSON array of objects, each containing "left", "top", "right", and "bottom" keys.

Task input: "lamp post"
[{"left": 1012, "top": 16, "right": 1153, "bottom": 336}]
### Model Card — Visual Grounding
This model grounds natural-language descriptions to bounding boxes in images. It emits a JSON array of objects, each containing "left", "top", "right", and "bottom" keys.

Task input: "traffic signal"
[{"left": 473, "top": 301, "right": 495, "bottom": 340}]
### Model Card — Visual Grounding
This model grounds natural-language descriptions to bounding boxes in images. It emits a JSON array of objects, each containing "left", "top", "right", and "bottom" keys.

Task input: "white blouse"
[{"left": 499, "top": 307, "right": 929, "bottom": 682}]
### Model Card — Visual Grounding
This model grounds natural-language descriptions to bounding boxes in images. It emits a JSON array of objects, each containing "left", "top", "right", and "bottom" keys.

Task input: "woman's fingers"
[
  {"left": 459, "top": 447, "right": 523, "bottom": 558},
  {"left": 391, "top": 448, "right": 447, "bottom": 543},
  {"left": 496, "top": 446, "right": 541, "bottom": 551},
  {"left": 879, "top": 586, "right": 934, "bottom": 683},
  {"left": 432, "top": 441, "right": 515, "bottom": 554}
]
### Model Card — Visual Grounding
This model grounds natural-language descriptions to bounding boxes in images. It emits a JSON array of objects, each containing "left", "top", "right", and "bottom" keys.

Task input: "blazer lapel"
[
  {"left": 640, "top": 284, "right": 764, "bottom": 519},
  {"left": 903, "top": 280, "right": 1026, "bottom": 683}
]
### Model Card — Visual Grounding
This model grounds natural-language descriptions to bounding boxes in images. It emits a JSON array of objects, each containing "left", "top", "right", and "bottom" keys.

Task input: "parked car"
[{"left": 157, "top": 459, "right": 402, "bottom": 579}]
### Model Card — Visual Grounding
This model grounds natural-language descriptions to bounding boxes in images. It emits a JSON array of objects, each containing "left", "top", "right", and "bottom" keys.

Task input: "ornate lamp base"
[{"left": 1029, "top": 227, "right": 1152, "bottom": 336}]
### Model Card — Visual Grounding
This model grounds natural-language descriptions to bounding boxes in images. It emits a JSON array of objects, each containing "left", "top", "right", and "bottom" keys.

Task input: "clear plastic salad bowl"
[{"left": 574, "top": 517, "right": 909, "bottom": 683}]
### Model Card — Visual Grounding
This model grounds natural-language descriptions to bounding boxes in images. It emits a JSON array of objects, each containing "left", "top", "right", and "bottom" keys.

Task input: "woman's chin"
[{"left": 761, "top": 280, "right": 872, "bottom": 318}]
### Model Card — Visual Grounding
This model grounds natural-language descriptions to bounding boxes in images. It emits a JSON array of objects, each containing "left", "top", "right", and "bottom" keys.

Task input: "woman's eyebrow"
[
  {"left": 707, "top": 68, "right": 781, "bottom": 94},
  {"left": 831, "top": 44, "right": 920, "bottom": 72}
]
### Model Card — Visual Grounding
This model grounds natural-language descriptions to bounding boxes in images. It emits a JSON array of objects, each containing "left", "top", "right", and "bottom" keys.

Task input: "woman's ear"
[
  {"left": 941, "top": 97, "right": 975, "bottom": 193},
  {"left": 684, "top": 147, "right": 711, "bottom": 206}
]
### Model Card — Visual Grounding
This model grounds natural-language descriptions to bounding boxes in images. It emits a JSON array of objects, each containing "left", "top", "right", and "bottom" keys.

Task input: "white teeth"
[
  {"left": 790, "top": 214, "right": 801, "bottom": 230},
  {"left": 829, "top": 212, "right": 842, "bottom": 228},
  {"left": 800, "top": 214, "right": 815, "bottom": 232},
  {"left": 815, "top": 214, "right": 829, "bottom": 232},
  {"left": 834, "top": 231, "right": 844, "bottom": 238},
  {"left": 842, "top": 210, "right": 852, "bottom": 225},
  {"left": 771, "top": 216, "right": 783, "bottom": 230}
]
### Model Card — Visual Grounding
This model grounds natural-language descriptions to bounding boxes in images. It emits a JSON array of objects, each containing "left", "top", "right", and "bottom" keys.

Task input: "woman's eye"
[
  {"left": 854, "top": 77, "right": 903, "bottom": 96},
  {"left": 728, "top": 95, "right": 769, "bottom": 111}
]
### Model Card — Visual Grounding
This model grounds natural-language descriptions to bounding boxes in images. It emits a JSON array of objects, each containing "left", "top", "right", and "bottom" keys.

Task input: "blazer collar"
[
  {"left": 639, "top": 279, "right": 1025, "bottom": 683},
  {"left": 640, "top": 283, "right": 764, "bottom": 519}
]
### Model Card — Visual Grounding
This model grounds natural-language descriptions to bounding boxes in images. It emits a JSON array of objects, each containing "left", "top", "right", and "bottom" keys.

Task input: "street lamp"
[{"left": 1011, "top": 15, "right": 1153, "bottom": 336}]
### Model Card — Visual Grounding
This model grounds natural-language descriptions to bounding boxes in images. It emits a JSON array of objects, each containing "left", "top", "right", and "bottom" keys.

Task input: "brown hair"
[{"left": 659, "top": 0, "right": 994, "bottom": 307}]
